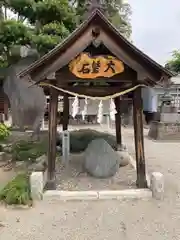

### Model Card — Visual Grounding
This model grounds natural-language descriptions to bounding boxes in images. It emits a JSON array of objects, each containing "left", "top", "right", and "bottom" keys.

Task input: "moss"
[
  {"left": 10, "top": 140, "right": 48, "bottom": 162},
  {"left": 57, "top": 129, "right": 116, "bottom": 153}
]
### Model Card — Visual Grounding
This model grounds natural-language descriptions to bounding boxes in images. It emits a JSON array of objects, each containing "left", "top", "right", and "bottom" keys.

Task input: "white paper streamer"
[
  {"left": 81, "top": 97, "right": 88, "bottom": 120},
  {"left": 97, "top": 100, "right": 103, "bottom": 124},
  {"left": 109, "top": 98, "right": 117, "bottom": 121},
  {"left": 72, "top": 96, "right": 79, "bottom": 118},
  {"left": 20, "top": 45, "right": 29, "bottom": 58}
]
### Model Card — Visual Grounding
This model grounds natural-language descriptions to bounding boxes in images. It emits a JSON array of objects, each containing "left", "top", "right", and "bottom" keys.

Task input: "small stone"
[
  {"left": 0, "top": 222, "right": 5, "bottom": 227},
  {"left": 84, "top": 139, "right": 119, "bottom": 178},
  {"left": 117, "top": 150, "right": 130, "bottom": 167},
  {"left": 28, "top": 155, "right": 47, "bottom": 172},
  {"left": 150, "top": 172, "right": 164, "bottom": 200},
  {"left": 0, "top": 152, "right": 5, "bottom": 162},
  {"left": 16, "top": 161, "right": 27, "bottom": 168},
  {"left": 56, "top": 146, "right": 62, "bottom": 152},
  {"left": 30, "top": 172, "right": 44, "bottom": 200}
]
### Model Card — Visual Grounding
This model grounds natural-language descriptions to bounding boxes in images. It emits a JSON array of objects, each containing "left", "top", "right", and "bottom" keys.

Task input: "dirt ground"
[
  {"left": 0, "top": 126, "right": 180, "bottom": 240},
  {"left": 0, "top": 167, "right": 16, "bottom": 190}
]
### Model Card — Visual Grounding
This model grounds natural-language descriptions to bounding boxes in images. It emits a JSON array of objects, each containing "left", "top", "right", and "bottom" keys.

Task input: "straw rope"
[{"left": 39, "top": 82, "right": 146, "bottom": 100}]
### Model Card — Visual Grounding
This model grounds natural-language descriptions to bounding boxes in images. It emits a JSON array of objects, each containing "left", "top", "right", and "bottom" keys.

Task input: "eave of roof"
[{"left": 18, "top": 9, "right": 174, "bottom": 79}]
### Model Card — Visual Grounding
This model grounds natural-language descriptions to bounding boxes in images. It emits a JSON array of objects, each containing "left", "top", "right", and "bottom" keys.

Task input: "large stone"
[{"left": 84, "top": 139, "right": 119, "bottom": 178}]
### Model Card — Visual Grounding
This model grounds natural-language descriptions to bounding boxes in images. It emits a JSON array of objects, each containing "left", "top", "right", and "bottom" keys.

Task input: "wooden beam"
[
  {"left": 46, "top": 87, "right": 58, "bottom": 190},
  {"left": 62, "top": 94, "right": 69, "bottom": 131},
  {"left": 133, "top": 86, "right": 147, "bottom": 188},
  {"left": 114, "top": 97, "right": 122, "bottom": 150}
]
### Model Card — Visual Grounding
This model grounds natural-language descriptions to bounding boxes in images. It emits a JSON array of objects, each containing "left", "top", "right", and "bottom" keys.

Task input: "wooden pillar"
[
  {"left": 114, "top": 97, "right": 122, "bottom": 150},
  {"left": 62, "top": 94, "right": 69, "bottom": 131},
  {"left": 46, "top": 87, "right": 58, "bottom": 190},
  {"left": 133, "top": 86, "right": 147, "bottom": 188}
]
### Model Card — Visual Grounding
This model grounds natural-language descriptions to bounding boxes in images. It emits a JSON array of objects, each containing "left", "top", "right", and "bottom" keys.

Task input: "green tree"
[
  {"left": 166, "top": 50, "right": 180, "bottom": 74},
  {"left": 0, "top": 20, "right": 32, "bottom": 67},
  {"left": 0, "top": 0, "right": 76, "bottom": 66},
  {"left": 0, "top": 0, "right": 131, "bottom": 67},
  {"left": 75, "top": 0, "right": 132, "bottom": 38},
  {"left": 3, "top": 0, "right": 76, "bottom": 54}
]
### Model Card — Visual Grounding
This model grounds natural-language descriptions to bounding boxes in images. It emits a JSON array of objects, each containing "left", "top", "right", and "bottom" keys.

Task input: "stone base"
[
  {"left": 43, "top": 189, "right": 152, "bottom": 201},
  {"left": 148, "top": 121, "right": 180, "bottom": 140}
]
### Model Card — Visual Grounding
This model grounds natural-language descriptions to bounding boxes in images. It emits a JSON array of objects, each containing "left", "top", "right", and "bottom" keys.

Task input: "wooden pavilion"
[{"left": 18, "top": 1, "right": 173, "bottom": 189}]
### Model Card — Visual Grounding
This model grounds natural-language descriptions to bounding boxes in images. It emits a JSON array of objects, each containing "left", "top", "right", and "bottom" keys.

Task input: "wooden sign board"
[{"left": 69, "top": 53, "right": 124, "bottom": 79}]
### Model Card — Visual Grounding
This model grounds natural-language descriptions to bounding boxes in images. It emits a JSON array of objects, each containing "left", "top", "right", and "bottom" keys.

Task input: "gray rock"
[
  {"left": 117, "top": 150, "right": 130, "bottom": 167},
  {"left": 2, "top": 144, "right": 12, "bottom": 153},
  {"left": 15, "top": 161, "right": 27, "bottom": 170},
  {"left": 84, "top": 139, "right": 119, "bottom": 178},
  {"left": 0, "top": 152, "right": 5, "bottom": 162},
  {"left": 56, "top": 146, "right": 62, "bottom": 152},
  {"left": 28, "top": 155, "right": 47, "bottom": 172}
]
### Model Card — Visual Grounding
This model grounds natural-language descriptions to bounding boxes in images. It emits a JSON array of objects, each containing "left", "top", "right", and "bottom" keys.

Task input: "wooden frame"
[{"left": 18, "top": 7, "right": 172, "bottom": 190}]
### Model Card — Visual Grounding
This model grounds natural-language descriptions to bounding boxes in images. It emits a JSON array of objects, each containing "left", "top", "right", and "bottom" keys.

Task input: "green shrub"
[
  {"left": 0, "top": 173, "right": 32, "bottom": 205},
  {"left": 57, "top": 129, "right": 116, "bottom": 153},
  {"left": 11, "top": 140, "right": 48, "bottom": 162},
  {"left": 0, "top": 123, "right": 10, "bottom": 141}
]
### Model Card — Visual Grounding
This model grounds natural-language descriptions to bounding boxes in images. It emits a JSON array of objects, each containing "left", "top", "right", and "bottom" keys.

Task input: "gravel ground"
[
  {"left": 1, "top": 126, "right": 180, "bottom": 240},
  {"left": 56, "top": 153, "right": 136, "bottom": 191}
]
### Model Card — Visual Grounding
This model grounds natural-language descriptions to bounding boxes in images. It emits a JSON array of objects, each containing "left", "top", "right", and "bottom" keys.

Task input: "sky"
[{"left": 128, "top": 0, "right": 180, "bottom": 65}]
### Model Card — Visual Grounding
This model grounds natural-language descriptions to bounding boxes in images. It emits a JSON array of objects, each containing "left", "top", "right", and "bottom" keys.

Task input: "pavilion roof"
[{"left": 18, "top": 9, "right": 174, "bottom": 84}]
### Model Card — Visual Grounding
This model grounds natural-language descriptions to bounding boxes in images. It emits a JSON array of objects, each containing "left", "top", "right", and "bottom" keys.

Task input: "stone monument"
[{"left": 148, "top": 91, "right": 180, "bottom": 140}]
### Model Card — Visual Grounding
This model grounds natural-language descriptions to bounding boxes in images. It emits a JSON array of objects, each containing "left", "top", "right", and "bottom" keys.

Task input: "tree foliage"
[
  {"left": 0, "top": 0, "right": 132, "bottom": 67},
  {"left": 75, "top": 0, "right": 132, "bottom": 38},
  {"left": 0, "top": 0, "right": 76, "bottom": 66},
  {"left": 0, "top": 20, "right": 32, "bottom": 66},
  {"left": 166, "top": 50, "right": 180, "bottom": 74}
]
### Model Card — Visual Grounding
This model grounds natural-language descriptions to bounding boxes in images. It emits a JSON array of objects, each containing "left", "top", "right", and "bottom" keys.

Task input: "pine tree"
[{"left": 0, "top": 0, "right": 131, "bottom": 67}]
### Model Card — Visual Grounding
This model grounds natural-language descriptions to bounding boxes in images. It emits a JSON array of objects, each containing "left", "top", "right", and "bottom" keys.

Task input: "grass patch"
[
  {"left": 57, "top": 129, "right": 116, "bottom": 153},
  {"left": 0, "top": 173, "right": 32, "bottom": 205}
]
